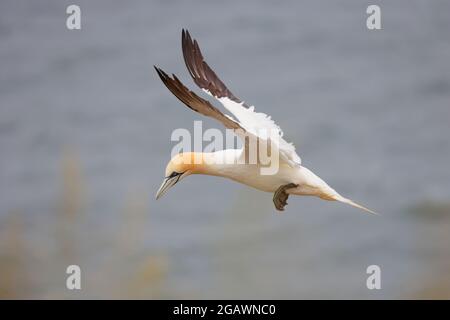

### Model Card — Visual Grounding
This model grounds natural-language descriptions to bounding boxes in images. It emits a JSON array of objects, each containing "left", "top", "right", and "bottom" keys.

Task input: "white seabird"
[{"left": 154, "top": 29, "right": 376, "bottom": 214}]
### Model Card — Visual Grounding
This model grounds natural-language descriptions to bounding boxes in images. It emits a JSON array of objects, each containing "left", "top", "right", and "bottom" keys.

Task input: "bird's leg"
[{"left": 273, "top": 183, "right": 299, "bottom": 212}]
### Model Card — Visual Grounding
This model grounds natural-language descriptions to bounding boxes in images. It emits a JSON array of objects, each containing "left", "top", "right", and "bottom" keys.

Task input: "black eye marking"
[
  {"left": 166, "top": 171, "right": 185, "bottom": 179},
  {"left": 168, "top": 171, "right": 179, "bottom": 178}
]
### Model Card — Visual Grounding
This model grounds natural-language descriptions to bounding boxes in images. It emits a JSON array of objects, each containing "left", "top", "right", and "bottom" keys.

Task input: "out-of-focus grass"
[
  {"left": 0, "top": 147, "right": 169, "bottom": 299},
  {"left": 0, "top": 211, "right": 30, "bottom": 298},
  {"left": 409, "top": 200, "right": 450, "bottom": 299},
  {"left": 409, "top": 201, "right": 450, "bottom": 220}
]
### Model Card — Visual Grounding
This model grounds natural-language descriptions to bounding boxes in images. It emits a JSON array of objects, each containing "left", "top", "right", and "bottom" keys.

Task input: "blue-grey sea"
[{"left": 0, "top": 0, "right": 449, "bottom": 298}]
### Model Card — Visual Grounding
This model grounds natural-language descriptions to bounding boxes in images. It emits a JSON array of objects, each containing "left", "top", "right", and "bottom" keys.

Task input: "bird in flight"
[{"left": 154, "top": 29, "right": 376, "bottom": 214}]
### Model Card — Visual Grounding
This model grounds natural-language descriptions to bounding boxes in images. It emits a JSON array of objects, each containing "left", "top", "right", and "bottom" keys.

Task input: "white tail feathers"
[{"left": 332, "top": 194, "right": 378, "bottom": 215}]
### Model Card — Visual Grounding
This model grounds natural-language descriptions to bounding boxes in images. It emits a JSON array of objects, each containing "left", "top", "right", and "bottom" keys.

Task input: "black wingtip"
[
  {"left": 182, "top": 28, "right": 192, "bottom": 43},
  {"left": 154, "top": 66, "right": 167, "bottom": 81},
  {"left": 182, "top": 29, "right": 192, "bottom": 47},
  {"left": 182, "top": 28, "right": 188, "bottom": 40}
]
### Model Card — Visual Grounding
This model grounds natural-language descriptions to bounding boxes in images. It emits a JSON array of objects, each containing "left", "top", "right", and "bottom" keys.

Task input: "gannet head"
[{"left": 155, "top": 152, "right": 203, "bottom": 200}]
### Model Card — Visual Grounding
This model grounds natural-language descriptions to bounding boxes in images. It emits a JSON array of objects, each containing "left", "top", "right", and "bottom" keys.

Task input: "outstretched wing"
[
  {"left": 181, "top": 29, "right": 301, "bottom": 166},
  {"left": 182, "top": 29, "right": 247, "bottom": 107},
  {"left": 154, "top": 66, "right": 242, "bottom": 131}
]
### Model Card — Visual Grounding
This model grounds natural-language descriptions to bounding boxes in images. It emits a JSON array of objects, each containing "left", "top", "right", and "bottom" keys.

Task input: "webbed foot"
[{"left": 273, "top": 183, "right": 298, "bottom": 211}]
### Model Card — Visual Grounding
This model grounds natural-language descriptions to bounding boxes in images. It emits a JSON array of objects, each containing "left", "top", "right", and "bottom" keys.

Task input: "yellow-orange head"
[{"left": 155, "top": 152, "right": 207, "bottom": 200}]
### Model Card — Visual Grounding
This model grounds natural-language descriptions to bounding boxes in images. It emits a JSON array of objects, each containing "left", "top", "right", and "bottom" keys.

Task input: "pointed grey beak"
[{"left": 155, "top": 173, "right": 183, "bottom": 200}]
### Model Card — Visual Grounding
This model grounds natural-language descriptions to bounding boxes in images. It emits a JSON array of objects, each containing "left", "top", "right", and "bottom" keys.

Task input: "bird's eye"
[{"left": 168, "top": 171, "right": 180, "bottom": 178}]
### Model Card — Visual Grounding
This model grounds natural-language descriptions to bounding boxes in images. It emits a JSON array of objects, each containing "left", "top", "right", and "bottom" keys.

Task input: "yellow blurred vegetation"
[{"left": 0, "top": 147, "right": 169, "bottom": 299}]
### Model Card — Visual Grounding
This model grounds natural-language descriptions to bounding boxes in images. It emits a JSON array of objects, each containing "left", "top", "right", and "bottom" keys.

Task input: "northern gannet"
[{"left": 154, "top": 29, "right": 376, "bottom": 214}]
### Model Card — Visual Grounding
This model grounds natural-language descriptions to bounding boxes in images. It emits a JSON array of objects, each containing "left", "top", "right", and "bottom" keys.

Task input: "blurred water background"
[{"left": 0, "top": 0, "right": 450, "bottom": 299}]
